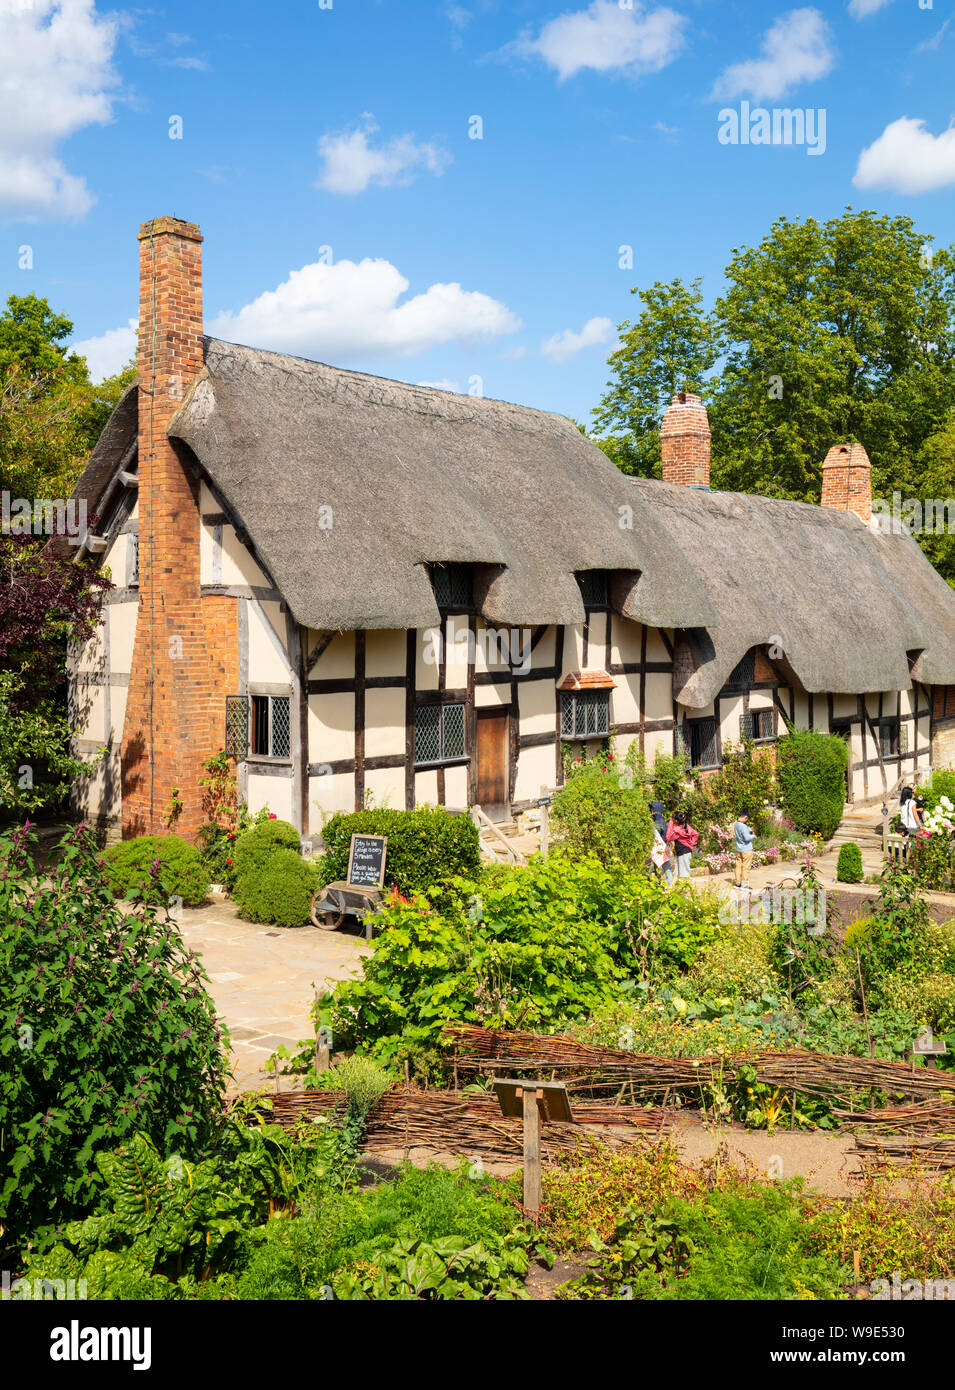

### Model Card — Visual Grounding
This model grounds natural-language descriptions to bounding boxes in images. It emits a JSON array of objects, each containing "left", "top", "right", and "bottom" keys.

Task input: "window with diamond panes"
[
  {"left": 681, "top": 717, "right": 719, "bottom": 768},
  {"left": 225, "top": 696, "right": 249, "bottom": 758},
  {"left": 879, "top": 719, "right": 900, "bottom": 759},
  {"left": 415, "top": 702, "right": 466, "bottom": 764},
  {"left": 250, "top": 694, "right": 291, "bottom": 759},
  {"left": 430, "top": 563, "right": 472, "bottom": 610},
  {"left": 740, "top": 708, "right": 775, "bottom": 742},
  {"left": 727, "top": 651, "right": 756, "bottom": 688},
  {"left": 576, "top": 570, "right": 609, "bottom": 607},
  {"left": 560, "top": 690, "right": 611, "bottom": 739}
]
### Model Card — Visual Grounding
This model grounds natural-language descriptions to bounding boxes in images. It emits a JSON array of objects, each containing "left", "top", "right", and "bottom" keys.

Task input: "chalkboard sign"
[{"left": 346, "top": 834, "right": 388, "bottom": 889}]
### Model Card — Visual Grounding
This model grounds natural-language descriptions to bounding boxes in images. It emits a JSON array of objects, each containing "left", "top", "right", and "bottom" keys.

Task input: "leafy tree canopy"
[{"left": 592, "top": 209, "right": 955, "bottom": 584}]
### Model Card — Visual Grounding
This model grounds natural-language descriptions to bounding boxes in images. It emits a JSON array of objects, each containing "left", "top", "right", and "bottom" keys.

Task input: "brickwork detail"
[
  {"left": 660, "top": 392, "right": 710, "bottom": 487},
  {"left": 820, "top": 442, "right": 872, "bottom": 523},
  {"left": 120, "top": 218, "right": 238, "bottom": 840}
]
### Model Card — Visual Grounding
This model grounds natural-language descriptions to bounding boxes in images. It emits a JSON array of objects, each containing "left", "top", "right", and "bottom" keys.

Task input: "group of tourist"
[
  {"left": 648, "top": 784, "right": 935, "bottom": 892},
  {"left": 649, "top": 802, "right": 700, "bottom": 886}
]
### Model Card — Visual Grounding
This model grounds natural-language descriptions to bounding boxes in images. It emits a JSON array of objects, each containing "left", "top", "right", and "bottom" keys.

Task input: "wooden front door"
[{"left": 476, "top": 710, "right": 509, "bottom": 821}]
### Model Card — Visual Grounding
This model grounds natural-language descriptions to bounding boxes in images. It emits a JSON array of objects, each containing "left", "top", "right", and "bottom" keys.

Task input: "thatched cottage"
[{"left": 63, "top": 217, "right": 955, "bottom": 841}]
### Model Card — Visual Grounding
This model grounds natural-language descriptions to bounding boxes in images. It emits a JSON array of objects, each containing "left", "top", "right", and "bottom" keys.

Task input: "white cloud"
[
  {"left": 508, "top": 0, "right": 687, "bottom": 81},
  {"left": 847, "top": 0, "right": 891, "bottom": 16},
  {"left": 72, "top": 318, "right": 136, "bottom": 382},
  {"left": 711, "top": 8, "right": 834, "bottom": 103},
  {"left": 854, "top": 116, "right": 955, "bottom": 194},
  {"left": 540, "top": 316, "right": 614, "bottom": 364},
  {"left": 0, "top": 0, "right": 120, "bottom": 219},
  {"left": 207, "top": 256, "right": 521, "bottom": 360},
  {"left": 317, "top": 115, "right": 450, "bottom": 195}
]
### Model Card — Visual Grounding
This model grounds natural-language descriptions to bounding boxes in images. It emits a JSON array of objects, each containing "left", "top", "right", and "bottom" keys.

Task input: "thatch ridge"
[
  {"left": 631, "top": 476, "right": 955, "bottom": 705},
  {"left": 165, "top": 337, "right": 717, "bottom": 632}
]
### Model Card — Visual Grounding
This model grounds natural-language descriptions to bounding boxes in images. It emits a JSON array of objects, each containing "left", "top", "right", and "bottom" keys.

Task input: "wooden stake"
[{"left": 523, "top": 1087, "right": 542, "bottom": 1223}]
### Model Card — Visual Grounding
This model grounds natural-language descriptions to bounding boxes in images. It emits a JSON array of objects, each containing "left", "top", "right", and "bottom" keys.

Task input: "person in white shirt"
[{"left": 899, "top": 787, "right": 921, "bottom": 836}]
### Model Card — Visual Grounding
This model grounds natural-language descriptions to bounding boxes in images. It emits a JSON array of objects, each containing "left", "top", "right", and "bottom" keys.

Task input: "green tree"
[
  {"left": 591, "top": 277, "right": 721, "bottom": 476},
  {"left": 591, "top": 210, "right": 955, "bottom": 570},
  {"left": 0, "top": 294, "right": 134, "bottom": 502}
]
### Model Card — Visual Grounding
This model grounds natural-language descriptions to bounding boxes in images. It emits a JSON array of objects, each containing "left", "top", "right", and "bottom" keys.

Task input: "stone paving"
[{"left": 178, "top": 895, "right": 369, "bottom": 1092}]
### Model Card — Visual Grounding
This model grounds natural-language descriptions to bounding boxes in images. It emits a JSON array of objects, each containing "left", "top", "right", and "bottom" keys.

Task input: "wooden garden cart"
[{"left": 310, "top": 833, "right": 388, "bottom": 936}]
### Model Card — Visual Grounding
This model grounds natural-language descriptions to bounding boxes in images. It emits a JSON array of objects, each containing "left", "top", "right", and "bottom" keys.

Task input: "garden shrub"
[
  {"left": 836, "top": 842, "right": 864, "bottom": 883},
  {"left": 922, "top": 769, "right": 955, "bottom": 814},
  {"left": 102, "top": 833, "right": 210, "bottom": 907},
  {"left": 550, "top": 755, "right": 654, "bottom": 868},
  {"left": 775, "top": 728, "right": 849, "bottom": 840},
  {"left": 877, "top": 971, "right": 955, "bottom": 1033},
  {"left": 319, "top": 806, "right": 480, "bottom": 895},
  {"left": 233, "top": 848, "right": 318, "bottom": 927},
  {"left": 649, "top": 750, "right": 691, "bottom": 814},
  {"left": 232, "top": 817, "right": 301, "bottom": 882},
  {"left": 908, "top": 829, "right": 955, "bottom": 893},
  {"left": 328, "top": 857, "right": 721, "bottom": 1061},
  {"left": 687, "top": 920, "right": 778, "bottom": 1002},
  {"left": 0, "top": 825, "right": 227, "bottom": 1247}
]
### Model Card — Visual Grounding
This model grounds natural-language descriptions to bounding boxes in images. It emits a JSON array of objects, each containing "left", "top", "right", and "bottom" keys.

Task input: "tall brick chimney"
[
  {"left": 820, "top": 442, "right": 872, "bottom": 523},
  {"left": 660, "top": 392, "right": 710, "bottom": 488},
  {"left": 120, "top": 217, "right": 225, "bottom": 841}
]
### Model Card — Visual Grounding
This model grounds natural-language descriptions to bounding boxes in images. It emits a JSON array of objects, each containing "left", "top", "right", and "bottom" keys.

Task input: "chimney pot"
[
  {"left": 820, "top": 441, "right": 872, "bottom": 523},
  {"left": 660, "top": 391, "right": 711, "bottom": 489}
]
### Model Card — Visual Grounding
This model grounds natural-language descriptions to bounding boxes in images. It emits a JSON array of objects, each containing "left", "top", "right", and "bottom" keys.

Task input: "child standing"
[{"left": 733, "top": 811, "right": 755, "bottom": 889}]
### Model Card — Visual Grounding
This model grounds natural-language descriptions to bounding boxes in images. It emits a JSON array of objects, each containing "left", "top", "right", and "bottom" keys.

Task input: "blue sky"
[{"left": 3, "top": 0, "right": 955, "bottom": 424}]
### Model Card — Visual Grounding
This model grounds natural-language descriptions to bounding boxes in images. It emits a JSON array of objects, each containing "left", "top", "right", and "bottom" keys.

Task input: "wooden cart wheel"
[{"left": 311, "top": 889, "right": 345, "bottom": 930}]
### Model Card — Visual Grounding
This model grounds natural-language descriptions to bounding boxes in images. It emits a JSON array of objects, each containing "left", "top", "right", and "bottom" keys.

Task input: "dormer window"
[
  {"left": 430, "top": 563, "right": 472, "bottom": 610},
  {"left": 576, "top": 570, "right": 609, "bottom": 608}
]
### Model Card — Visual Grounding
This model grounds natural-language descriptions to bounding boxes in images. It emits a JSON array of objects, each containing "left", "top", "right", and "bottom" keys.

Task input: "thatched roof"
[
  {"left": 47, "top": 382, "right": 138, "bottom": 560},
  {"left": 163, "top": 339, "right": 715, "bottom": 632},
  {"left": 65, "top": 339, "right": 955, "bottom": 701},
  {"left": 630, "top": 477, "right": 955, "bottom": 707}
]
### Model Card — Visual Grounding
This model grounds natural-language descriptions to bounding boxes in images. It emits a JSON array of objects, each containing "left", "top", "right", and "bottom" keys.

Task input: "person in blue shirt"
[{"left": 733, "top": 812, "right": 756, "bottom": 889}]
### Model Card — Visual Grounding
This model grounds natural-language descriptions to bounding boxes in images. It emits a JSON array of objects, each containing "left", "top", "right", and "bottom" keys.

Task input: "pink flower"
[{"left": 268, "top": 812, "right": 277, "bottom": 819}]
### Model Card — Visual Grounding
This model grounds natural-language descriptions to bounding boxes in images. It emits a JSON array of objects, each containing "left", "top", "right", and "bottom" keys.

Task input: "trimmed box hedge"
[
  {"left": 102, "top": 834, "right": 211, "bottom": 907},
  {"left": 319, "top": 807, "right": 481, "bottom": 895}
]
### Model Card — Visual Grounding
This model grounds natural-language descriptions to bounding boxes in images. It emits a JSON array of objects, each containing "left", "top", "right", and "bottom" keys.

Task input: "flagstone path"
[{"left": 178, "top": 896, "right": 370, "bottom": 1092}]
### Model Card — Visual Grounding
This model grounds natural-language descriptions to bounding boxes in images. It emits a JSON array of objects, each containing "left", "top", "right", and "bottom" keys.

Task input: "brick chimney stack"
[
  {"left": 660, "top": 392, "right": 711, "bottom": 488},
  {"left": 820, "top": 442, "right": 872, "bottom": 523},
  {"left": 121, "top": 216, "right": 218, "bottom": 840}
]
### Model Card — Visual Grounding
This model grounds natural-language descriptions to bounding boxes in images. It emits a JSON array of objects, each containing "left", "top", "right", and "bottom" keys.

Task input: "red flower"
[
  {"left": 268, "top": 812, "right": 277, "bottom": 819},
  {"left": 225, "top": 859, "right": 233, "bottom": 866}
]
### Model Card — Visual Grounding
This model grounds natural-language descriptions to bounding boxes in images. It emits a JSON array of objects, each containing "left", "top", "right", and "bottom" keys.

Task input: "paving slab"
[{"left": 178, "top": 899, "right": 370, "bottom": 1091}]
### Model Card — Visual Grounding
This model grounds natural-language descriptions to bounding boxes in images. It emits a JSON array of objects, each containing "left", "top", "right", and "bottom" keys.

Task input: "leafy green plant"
[
  {"left": 563, "top": 1184, "right": 845, "bottom": 1300},
  {"left": 327, "top": 857, "right": 722, "bottom": 1063},
  {"left": 836, "top": 842, "right": 864, "bottom": 883},
  {"left": 0, "top": 824, "right": 227, "bottom": 1248},
  {"left": 318, "top": 806, "right": 480, "bottom": 895},
  {"left": 232, "top": 817, "right": 301, "bottom": 881},
  {"left": 233, "top": 847, "right": 318, "bottom": 927},
  {"left": 0, "top": 671, "right": 103, "bottom": 815},
  {"left": 688, "top": 919, "right": 778, "bottom": 1002},
  {"left": 775, "top": 728, "right": 849, "bottom": 839},
  {"left": 551, "top": 754, "right": 654, "bottom": 868},
  {"left": 102, "top": 833, "right": 211, "bottom": 907},
  {"left": 332, "top": 1230, "right": 532, "bottom": 1300}
]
